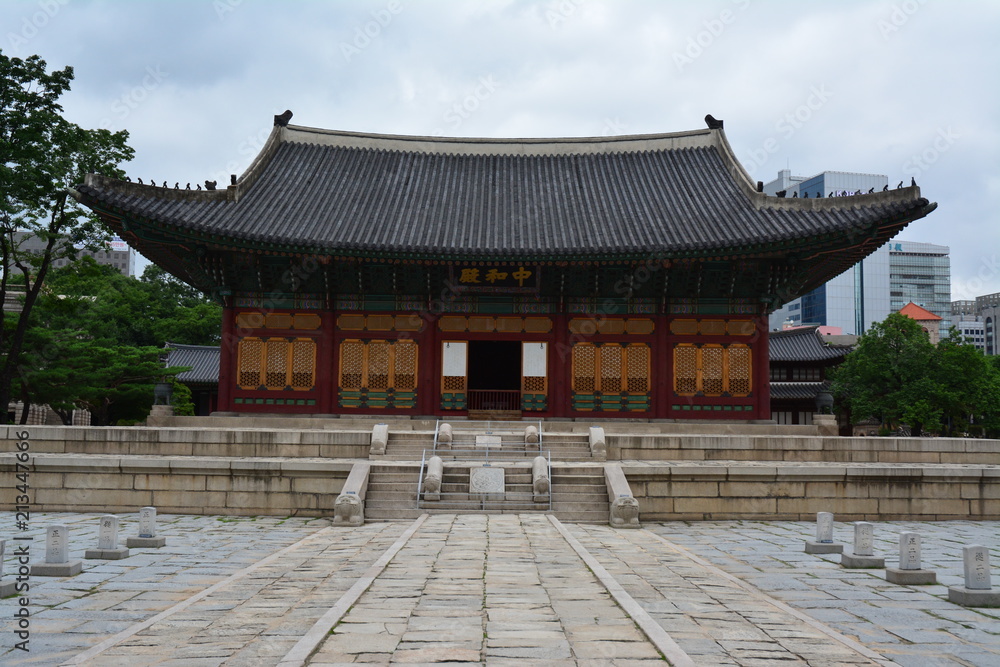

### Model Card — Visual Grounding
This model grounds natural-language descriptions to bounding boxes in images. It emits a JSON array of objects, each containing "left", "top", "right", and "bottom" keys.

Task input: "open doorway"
[{"left": 468, "top": 340, "right": 521, "bottom": 412}]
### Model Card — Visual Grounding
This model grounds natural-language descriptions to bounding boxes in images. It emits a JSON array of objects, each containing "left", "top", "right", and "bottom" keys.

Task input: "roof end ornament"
[
  {"left": 274, "top": 109, "right": 293, "bottom": 127},
  {"left": 704, "top": 114, "right": 724, "bottom": 130}
]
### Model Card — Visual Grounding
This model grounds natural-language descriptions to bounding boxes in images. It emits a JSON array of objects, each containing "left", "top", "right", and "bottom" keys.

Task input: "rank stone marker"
[
  {"left": 470, "top": 465, "right": 505, "bottom": 501},
  {"left": 949, "top": 545, "right": 1000, "bottom": 607},
  {"left": 0, "top": 539, "right": 15, "bottom": 596},
  {"left": 86, "top": 515, "right": 130, "bottom": 560},
  {"left": 841, "top": 521, "right": 885, "bottom": 568},
  {"left": 127, "top": 507, "right": 167, "bottom": 548},
  {"left": 886, "top": 532, "right": 936, "bottom": 584},
  {"left": 31, "top": 524, "right": 83, "bottom": 577},
  {"left": 805, "top": 511, "right": 844, "bottom": 554}
]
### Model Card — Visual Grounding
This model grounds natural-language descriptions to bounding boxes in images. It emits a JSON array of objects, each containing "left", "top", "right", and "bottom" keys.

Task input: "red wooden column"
[
  {"left": 217, "top": 306, "right": 235, "bottom": 412},
  {"left": 653, "top": 314, "right": 670, "bottom": 418},
  {"left": 318, "top": 310, "right": 336, "bottom": 413},
  {"left": 550, "top": 313, "right": 569, "bottom": 418},
  {"left": 754, "top": 315, "right": 771, "bottom": 420},
  {"left": 418, "top": 314, "right": 439, "bottom": 416}
]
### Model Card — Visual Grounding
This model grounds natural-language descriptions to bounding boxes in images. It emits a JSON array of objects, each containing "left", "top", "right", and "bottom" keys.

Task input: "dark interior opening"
[{"left": 468, "top": 340, "right": 521, "bottom": 390}]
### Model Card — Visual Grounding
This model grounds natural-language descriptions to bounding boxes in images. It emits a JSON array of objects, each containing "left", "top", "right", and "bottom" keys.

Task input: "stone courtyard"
[{"left": 1, "top": 512, "right": 998, "bottom": 666}]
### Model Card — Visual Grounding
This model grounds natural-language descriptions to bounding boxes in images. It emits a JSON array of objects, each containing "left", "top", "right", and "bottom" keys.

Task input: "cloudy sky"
[{"left": 3, "top": 0, "right": 998, "bottom": 298}]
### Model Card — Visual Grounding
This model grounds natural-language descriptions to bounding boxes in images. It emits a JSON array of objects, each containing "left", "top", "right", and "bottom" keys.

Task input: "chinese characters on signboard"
[{"left": 451, "top": 265, "right": 540, "bottom": 292}]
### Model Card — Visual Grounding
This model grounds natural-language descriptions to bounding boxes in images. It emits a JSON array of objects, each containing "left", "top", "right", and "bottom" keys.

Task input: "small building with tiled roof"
[
  {"left": 73, "top": 113, "right": 935, "bottom": 420},
  {"left": 769, "top": 326, "right": 856, "bottom": 426},
  {"left": 899, "top": 301, "right": 944, "bottom": 344},
  {"left": 165, "top": 343, "right": 220, "bottom": 415}
]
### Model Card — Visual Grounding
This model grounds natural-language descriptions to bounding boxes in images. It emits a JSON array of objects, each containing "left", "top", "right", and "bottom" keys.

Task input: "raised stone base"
[
  {"left": 126, "top": 536, "right": 166, "bottom": 548},
  {"left": 0, "top": 579, "right": 17, "bottom": 597},
  {"left": 85, "top": 547, "right": 130, "bottom": 560},
  {"left": 805, "top": 541, "right": 843, "bottom": 554},
  {"left": 841, "top": 553, "right": 885, "bottom": 568},
  {"left": 31, "top": 560, "right": 83, "bottom": 577},
  {"left": 886, "top": 567, "right": 936, "bottom": 585},
  {"left": 948, "top": 586, "right": 1000, "bottom": 607}
]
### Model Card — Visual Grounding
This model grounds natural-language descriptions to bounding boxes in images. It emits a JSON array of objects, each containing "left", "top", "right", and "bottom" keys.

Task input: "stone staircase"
[{"left": 374, "top": 430, "right": 595, "bottom": 462}]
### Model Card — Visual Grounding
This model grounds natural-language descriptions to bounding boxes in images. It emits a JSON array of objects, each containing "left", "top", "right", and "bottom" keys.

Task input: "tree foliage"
[
  {"left": 1, "top": 51, "right": 134, "bottom": 420},
  {"left": 831, "top": 312, "right": 1000, "bottom": 437}
]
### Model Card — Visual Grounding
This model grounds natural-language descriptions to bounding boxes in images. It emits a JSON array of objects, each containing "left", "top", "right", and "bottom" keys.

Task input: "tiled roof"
[
  {"left": 165, "top": 343, "right": 219, "bottom": 384},
  {"left": 899, "top": 302, "right": 942, "bottom": 321},
  {"left": 769, "top": 326, "right": 855, "bottom": 362},
  {"left": 770, "top": 381, "right": 830, "bottom": 400},
  {"left": 75, "top": 123, "right": 936, "bottom": 261}
]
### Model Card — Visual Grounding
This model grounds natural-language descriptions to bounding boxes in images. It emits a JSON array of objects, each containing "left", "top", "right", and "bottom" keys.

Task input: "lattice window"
[
  {"left": 572, "top": 344, "right": 597, "bottom": 392},
  {"left": 238, "top": 338, "right": 264, "bottom": 388},
  {"left": 523, "top": 376, "right": 546, "bottom": 392},
  {"left": 340, "top": 340, "right": 364, "bottom": 389},
  {"left": 674, "top": 344, "right": 698, "bottom": 394},
  {"left": 290, "top": 340, "right": 316, "bottom": 388},
  {"left": 264, "top": 340, "right": 289, "bottom": 389},
  {"left": 626, "top": 344, "right": 650, "bottom": 392},
  {"left": 728, "top": 344, "right": 752, "bottom": 395},
  {"left": 600, "top": 345, "right": 623, "bottom": 393},
  {"left": 443, "top": 376, "right": 466, "bottom": 391},
  {"left": 701, "top": 345, "right": 725, "bottom": 395},
  {"left": 367, "top": 340, "right": 391, "bottom": 390},
  {"left": 394, "top": 340, "right": 418, "bottom": 390}
]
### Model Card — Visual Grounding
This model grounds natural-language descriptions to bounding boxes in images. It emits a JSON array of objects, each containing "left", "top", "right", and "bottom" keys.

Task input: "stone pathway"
[{"left": 1, "top": 514, "right": 998, "bottom": 666}]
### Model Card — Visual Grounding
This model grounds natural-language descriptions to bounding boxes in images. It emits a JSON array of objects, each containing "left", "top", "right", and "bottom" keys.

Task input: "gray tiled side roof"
[
  {"left": 769, "top": 326, "right": 855, "bottom": 362},
  {"left": 770, "top": 381, "right": 830, "bottom": 400},
  {"left": 76, "top": 125, "right": 935, "bottom": 260},
  {"left": 166, "top": 343, "right": 219, "bottom": 385}
]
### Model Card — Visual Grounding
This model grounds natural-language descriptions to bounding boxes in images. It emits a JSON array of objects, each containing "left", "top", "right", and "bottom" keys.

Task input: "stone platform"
[{"left": 1, "top": 512, "right": 998, "bottom": 666}]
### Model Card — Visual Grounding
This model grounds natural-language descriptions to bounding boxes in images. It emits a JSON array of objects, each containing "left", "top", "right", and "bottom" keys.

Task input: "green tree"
[{"left": 0, "top": 52, "right": 133, "bottom": 420}]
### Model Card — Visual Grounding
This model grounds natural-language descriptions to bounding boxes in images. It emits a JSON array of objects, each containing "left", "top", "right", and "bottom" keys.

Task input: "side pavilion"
[{"left": 74, "top": 114, "right": 936, "bottom": 421}]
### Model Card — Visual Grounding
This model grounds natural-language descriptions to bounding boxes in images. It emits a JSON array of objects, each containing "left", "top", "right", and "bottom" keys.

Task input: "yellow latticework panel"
[
  {"left": 701, "top": 345, "right": 724, "bottom": 395},
  {"left": 496, "top": 317, "right": 523, "bottom": 333},
  {"left": 625, "top": 319, "right": 655, "bottom": 335},
  {"left": 367, "top": 315, "right": 394, "bottom": 331},
  {"left": 265, "top": 313, "right": 293, "bottom": 330},
  {"left": 442, "top": 376, "right": 465, "bottom": 391},
  {"left": 728, "top": 320, "right": 756, "bottom": 336},
  {"left": 626, "top": 345, "right": 650, "bottom": 393},
  {"left": 337, "top": 314, "right": 366, "bottom": 331},
  {"left": 674, "top": 344, "right": 698, "bottom": 394},
  {"left": 340, "top": 340, "right": 364, "bottom": 389},
  {"left": 572, "top": 344, "right": 597, "bottom": 393},
  {"left": 438, "top": 316, "right": 467, "bottom": 332},
  {"left": 264, "top": 340, "right": 289, "bottom": 389},
  {"left": 700, "top": 320, "right": 727, "bottom": 336},
  {"left": 293, "top": 314, "right": 322, "bottom": 330},
  {"left": 290, "top": 339, "right": 316, "bottom": 389},
  {"left": 727, "top": 344, "right": 752, "bottom": 395},
  {"left": 568, "top": 319, "right": 599, "bottom": 335},
  {"left": 523, "top": 376, "right": 546, "bottom": 392},
  {"left": 598, "top": 319, "right": 627, "bottom": 335},
  {"left": 393, "top": 340, "right": 418, "bottom": 390},
  {"left": 238, "top": 338, "right": 263, "bottom": 388},
  {"left": 600, "top": 345, "right": 623, "bottom": 393},
  {"left": 524, "top": 317, "right": 553, "bottom": 333},
  {"left": 395, "top": 315, "right": 423, "bottom": 331},
  {"left": 367, "top": 340, "right": 390, "bottom": 390},
  {"left": 670, "top": 319, "right": 699, "bottom": 336},
  {"left": 468, "top": 316, "right": 494, "bottom": 332},
  {"left": 236, "top": 312, "right": 264, "bottom": 330}
]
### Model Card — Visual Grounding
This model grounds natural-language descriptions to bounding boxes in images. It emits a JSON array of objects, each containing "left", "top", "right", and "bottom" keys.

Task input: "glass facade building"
[{"left": 888, "top": 241, "right": 951, "bottom": 339}]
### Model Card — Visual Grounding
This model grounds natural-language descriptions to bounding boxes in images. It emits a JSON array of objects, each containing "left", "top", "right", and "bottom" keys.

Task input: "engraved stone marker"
[
  {"left": 469, "top": 465, "right": 505, "bottom": 500},
  {"left": 476, "top": 435, "right": 502, "bottom": 449},
  {"left": 817, "top": 512, "right": 834, "bottom": 543},
  {"left": 46, "top": 525, "right": 69, "bottom": 564},
  {"left": 963, "top": 545, "right": 992, "bottom": 591},
  {"left": 853, "top": 522, "right": 874, "bottom": 557},
  {"left": 139, "top": 507, "right": 157, "bottom": 538},
  {"left": 899, "top": 532, "right": 921, "bottom": 570},
  {"left": 98, "top": 515, "right": 119, "bottom": 550}
]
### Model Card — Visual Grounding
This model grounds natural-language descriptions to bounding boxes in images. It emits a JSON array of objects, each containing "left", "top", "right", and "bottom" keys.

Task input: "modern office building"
[
  {"left": 976, "top": 292, "right": 1000, "bottom": 355},
  {"left": 13, "top": 230, "right": 135, "bottom": 276},
  {"left": 888, "top": 241, "right": 951, "bottom": 338}
]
